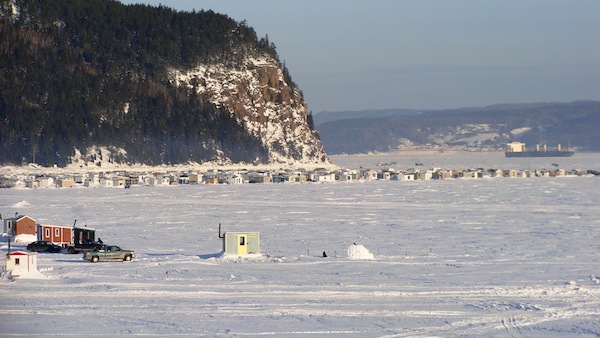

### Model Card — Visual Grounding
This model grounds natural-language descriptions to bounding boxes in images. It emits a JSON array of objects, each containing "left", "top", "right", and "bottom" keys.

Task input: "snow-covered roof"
[
  {"left": 7, "top": 250, "right": 34, "bottom": 256},
  {"left": 15, "top": 215, "right": 35, "bottom": 222}
]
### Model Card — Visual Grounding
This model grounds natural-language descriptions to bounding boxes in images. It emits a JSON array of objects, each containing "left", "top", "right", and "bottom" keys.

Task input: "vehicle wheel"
[
  {"left": 124, "top": 255, "right": 132, "bottom": 261},
  {"left": 67, "top": 247, "right": 75, "bottom": 254},
  {"left": 91, "top": 256, "right": 99, "bottom": 263}
]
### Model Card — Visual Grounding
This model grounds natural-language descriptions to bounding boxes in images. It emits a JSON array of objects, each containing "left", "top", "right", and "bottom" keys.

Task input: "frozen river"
[
  {"left": 1, "top": 154, "right": 599, "bottom": 337},
  {"left": 330, "top": 150, "right": 600, "bottom": 171}
]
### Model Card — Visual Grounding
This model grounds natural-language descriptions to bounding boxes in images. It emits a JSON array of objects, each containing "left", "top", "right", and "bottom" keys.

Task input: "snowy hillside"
[
  {"left": 1, "top": 174, "right": 599, "bottom": 336},
  {"left": 170, "top": 55, "right": 329, "bottom": 166},
  {"left": 316, "top": 101, "right": 600, "bottom": 154},
  {"left": 1, "top": 1, "right": 329, "bottom": 167}
]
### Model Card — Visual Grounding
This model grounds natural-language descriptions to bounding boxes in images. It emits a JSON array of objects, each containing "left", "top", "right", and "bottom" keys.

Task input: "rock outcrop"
[{"left": 171, "top": 56, "right": 329, "bottom": 165}]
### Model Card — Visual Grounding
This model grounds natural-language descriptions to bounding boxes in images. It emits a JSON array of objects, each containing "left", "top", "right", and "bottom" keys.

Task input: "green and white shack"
[{"left": 219, "top": 224, "right": 260, "bottom": 255}]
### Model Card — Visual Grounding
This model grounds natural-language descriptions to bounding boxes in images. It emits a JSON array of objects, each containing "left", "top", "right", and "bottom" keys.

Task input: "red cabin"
[
  {"left": 36, "top": 224, "right": 73, "bottom": 247},
  {"left": 4, "top": 215, "right": 36, "bottom": 236}
]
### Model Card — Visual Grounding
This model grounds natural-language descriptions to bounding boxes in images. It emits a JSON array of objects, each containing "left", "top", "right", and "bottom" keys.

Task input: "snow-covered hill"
[
  {"left": 316, "top": 101, "right": 600, "bottom": 154},
  {"left": 1, "top": 1, "right": 330, "bottom": 168}
]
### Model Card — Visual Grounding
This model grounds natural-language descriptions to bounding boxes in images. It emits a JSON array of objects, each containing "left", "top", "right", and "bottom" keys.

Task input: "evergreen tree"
[{"left": 0, "top": 0, "right": 284, "bottom": 166}]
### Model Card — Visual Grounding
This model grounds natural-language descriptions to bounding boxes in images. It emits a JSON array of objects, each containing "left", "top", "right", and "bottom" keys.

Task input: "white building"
[
  {"left": 99, "top": 176, "right": 114, "bottom": 188},
  {"left": 226, "top": 174, "right": 244, "bottom": 185},
  {"left": 360, "top": 169, "right": 378, "bottom": 181},
  {"left": 507, "top": 142, "right": 526, "bottom": 152},
  {"left": 5, "top": 251, "right": 39, "bottom": 279},
  {"left": 313, "top": 171, "right": 335, "bottom": 182}
]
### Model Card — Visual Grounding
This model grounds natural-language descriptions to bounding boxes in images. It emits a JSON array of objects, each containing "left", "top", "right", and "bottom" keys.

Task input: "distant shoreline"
[
  {"left": 2, "top": 150, "right": 599, "bottom": 176},
  {"left": 331, "top": 149, "right": 491, "bottom": 156}
]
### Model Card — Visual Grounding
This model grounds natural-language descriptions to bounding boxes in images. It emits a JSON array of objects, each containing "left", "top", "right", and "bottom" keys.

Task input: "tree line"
[{"left": 0, "top": 0, "right": 284, "bottom": 166}]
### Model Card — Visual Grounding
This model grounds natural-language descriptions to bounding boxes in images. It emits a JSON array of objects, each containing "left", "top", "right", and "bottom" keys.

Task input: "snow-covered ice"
[{"left": 1, "top": 160, "right": 599, "bottom": 336}]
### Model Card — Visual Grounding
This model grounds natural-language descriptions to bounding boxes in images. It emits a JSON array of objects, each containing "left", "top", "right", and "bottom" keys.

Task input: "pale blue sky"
[{"left": 120, "top": 1, "right": 600, "bottom": 113}]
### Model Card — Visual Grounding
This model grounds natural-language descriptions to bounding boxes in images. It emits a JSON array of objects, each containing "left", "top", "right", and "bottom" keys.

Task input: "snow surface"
[
  {"left": 11, "top": 234, "right": 36, "bottom": 244},
  {"left": 510, "top": 127, "right": 533, "bottom": 138},
  {"left": 2, "top": 265, "right": 48, "bottom": 280},
  {"left": 1, "top": 153, "right": 599, "bottom": 337}
]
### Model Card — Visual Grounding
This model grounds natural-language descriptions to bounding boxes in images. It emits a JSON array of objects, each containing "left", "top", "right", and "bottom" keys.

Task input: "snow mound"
[
  {"left": 510, "top": 127, "right": 532, "bottom": 137},
  {"left": 13, "top": 234, "right": 36, "bottom": 243},
  {"left": 2, "top": 269, "right": 47, "bottom": 280},
  {"left": 11, "top": 200, "right": 31, "bottom": 208},
  {"left": 213, "top": 252, "right": 267, "bottom": 262},
  {"left": 347, "top": 244, "right": 374, "bottom": 260}
]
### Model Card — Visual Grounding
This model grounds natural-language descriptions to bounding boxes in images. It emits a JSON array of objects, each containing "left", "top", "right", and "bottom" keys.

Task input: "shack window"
[
  {"left": 45, "top": 228, "right": 50, "bottom": 238},
  {"left": 55, "top": 228, "right": 60, "bottom": 237},
  {"left": 15, "top": 258, "right": 20, "bottom": 265},
  {"left": 239, "top": 236, "right": 245, "bottom": 246}
]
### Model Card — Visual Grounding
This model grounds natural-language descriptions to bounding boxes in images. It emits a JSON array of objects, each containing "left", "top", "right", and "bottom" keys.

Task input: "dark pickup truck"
[
  {"left": 66, "top": 241, "right": 104, "bottom": 254},
  {"left": 66, "top": 227, "right": 103, "bottom": 254}
]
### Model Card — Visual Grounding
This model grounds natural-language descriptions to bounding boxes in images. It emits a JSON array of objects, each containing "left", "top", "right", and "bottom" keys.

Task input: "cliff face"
[
  {"left": 171, "top": 56, "right": 329, "bottom": 165},
  {"left": 0, "top": 0, "right": 329, "bottom": 167}
]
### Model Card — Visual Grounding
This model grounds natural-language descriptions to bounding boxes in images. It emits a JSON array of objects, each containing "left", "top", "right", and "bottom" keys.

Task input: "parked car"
[
  {"left": 83, "top": 245, "right": 135, "bottom": 263},
  {"left": 26, "top": 241, "right": 62, "bottom": 253}
]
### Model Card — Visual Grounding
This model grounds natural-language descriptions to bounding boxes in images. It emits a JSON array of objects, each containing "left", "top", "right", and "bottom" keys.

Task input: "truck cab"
[{"left": 66, "top": 227, "right": 102, "bottom": 254}]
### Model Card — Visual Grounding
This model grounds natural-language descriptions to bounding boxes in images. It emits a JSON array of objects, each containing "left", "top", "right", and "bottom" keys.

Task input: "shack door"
[{"left": 238, "top": 234, "right": 248, "bottom": 254}]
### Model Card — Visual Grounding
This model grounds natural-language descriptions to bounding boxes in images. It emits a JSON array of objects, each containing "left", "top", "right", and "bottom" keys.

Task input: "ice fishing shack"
[
  {"left": 218, "top": 224, "right": 260, "bottom": 255},
  {"left": 5, "top": 251, "right": 38, "bottom": 279}
]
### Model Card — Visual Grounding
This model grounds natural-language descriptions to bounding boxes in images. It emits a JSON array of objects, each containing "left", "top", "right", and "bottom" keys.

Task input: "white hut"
[{"left": 5, "top": 251, "right": 39, "bottom": 279}]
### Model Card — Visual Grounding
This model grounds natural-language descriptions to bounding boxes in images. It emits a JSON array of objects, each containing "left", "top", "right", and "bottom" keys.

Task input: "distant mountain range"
[{"left": 314, "top": 101, "right": 600, "bottom": 154}]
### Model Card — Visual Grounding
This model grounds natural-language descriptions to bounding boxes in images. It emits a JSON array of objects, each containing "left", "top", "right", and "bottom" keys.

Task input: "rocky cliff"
[{"left": 170, "top": 56, "right": 328, "bottom": 165}]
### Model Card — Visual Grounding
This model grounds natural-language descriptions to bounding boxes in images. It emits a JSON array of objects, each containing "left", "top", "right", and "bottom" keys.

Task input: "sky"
[{"left": 119, "top": 1, "right": 600, "bottom": 113}]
